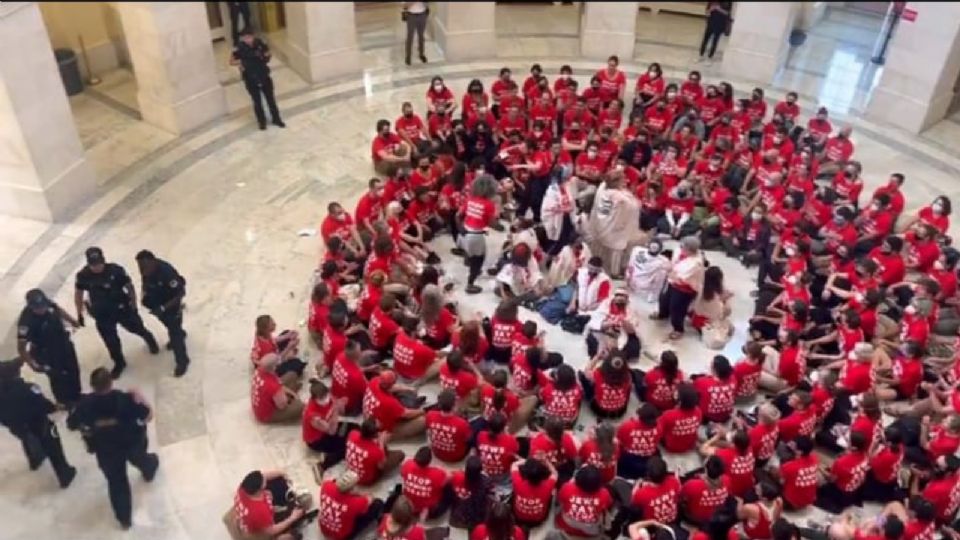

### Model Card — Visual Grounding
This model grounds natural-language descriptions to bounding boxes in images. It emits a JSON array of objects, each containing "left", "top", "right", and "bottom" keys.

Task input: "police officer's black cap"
[
  {"left": 135, "top": 249, "right": 156, "bottom": 262},
  {"left": 85, "top": 246, "right": 105, "bottom": 265},
  {"left": 25, "top": 288, "right": 49, "bottom": 308}
]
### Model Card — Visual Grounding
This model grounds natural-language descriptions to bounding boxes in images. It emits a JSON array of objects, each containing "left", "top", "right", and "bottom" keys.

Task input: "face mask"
[
  {"left": 833, "top": 217, "right": 845, "bottom": 226},
  {"left": 600, "top": 135, "right": 609, "bottom": 142},
  {"left": 433, "top": 83, "right": 443, "bottom": 91},
  {"left": 751, "top": 212, "right": 762, "bottom": 220},
  {"left": 905, "top": 305, "right": 917, "bottom": 316},
  {"left": 570, "top": 127, "right": 580, "bottom": 133},
  {"left": 765, "top": 179, "right": 777, "bottom": 187},
  {"left": 933, "top": 203, "right": 944, "bottom": 213},
  {"left": 419, "top": 165, "right": 429, "bottom": 171},
  {"left": 335, "top": 213, "right": 347, "bottom": 222},
  {"left": 614, "top": 299, "right": 627, "bottom": 307},
  {"left": 838, "top": 133, "right": 847, "bottom": 139},
  {"left": 786, "top": 275, "right": 798, "bottom": 285},
  {"left": 871, "top": 204, "right": 881, "bottom": 211},
  {"left": 844, "top": 170, "right": 855, "bottom": 179},
  {"left": 677, "top": 189, "right": 689, "bottom": 198},
  {"left": 786, "top": 247, "right": 796, "bottom": 256},
  {"left": 753, "top": 93, "right": 761, "bottom": 100},
  {"left": 587, "top": 150, "right": 597, "bottom": 158},
  {"left": 374, "top": 189, "right": 384, "bottom": 198},
  {"left": 403, "top": 111, "right": 413, "bottom": 118},
  {"left": 533, "top": 130, "right": 543, "bottom": 136},
  {"left": 773, "top": 137, "right": 783, "bottom": 144},
  {"left": 381, "top": 131, "right": 391, "bottom": 138},
  {"left": 721, "top": 117, "right": 731, "bottom": 124},
  {"left": 935, "top": 260, "right": 945, "bottom": 270},
  {"left": 562, "top": 74, "right": 570, "bottom": 80}
]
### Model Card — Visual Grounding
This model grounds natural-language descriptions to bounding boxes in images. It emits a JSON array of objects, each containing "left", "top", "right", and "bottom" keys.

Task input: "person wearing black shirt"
[
  {"left": 230, "top": 27, "right": 285, "bottom": 130},
  {"left": 699, "top": 2, "right": 733, "bottom": 61},
  {"left": 75, "top": 247, "right": 159, "bottom": 380},
  {"left": 0, "top": 359, "right": 76, "bottom": 488},
  {"left": 135, "top": 250, "right": 191, "bottom": 377},
  {"left": 68, "top": 368, "right": 159, "bottom": 529},
  {"left": 16, "top": 289, "right": 82, "bottom": 406}
]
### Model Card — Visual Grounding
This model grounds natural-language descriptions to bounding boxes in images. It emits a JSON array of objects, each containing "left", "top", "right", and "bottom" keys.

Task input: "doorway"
[{"left": 205, "top": 1, "right": 230, "bottom": 42}]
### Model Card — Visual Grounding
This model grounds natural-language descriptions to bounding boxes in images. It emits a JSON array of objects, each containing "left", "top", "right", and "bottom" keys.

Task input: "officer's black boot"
[
  {"left": 110, "top": 361, "right": 126, "bottom": 380},
  {"left": 143, "top": 332, "right": 160, "bottom": 355},
  {"left": 20, "top": 432, "right": 46, "bottom": 470}
]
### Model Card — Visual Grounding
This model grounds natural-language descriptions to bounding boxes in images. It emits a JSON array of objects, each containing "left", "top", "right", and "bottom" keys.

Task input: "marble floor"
[{"left": 3, "top": 5, "right": 960, "bottom": 540}]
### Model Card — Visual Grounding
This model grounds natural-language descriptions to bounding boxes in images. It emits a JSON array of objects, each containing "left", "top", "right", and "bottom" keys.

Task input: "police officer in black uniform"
[
  {"left": 17, "top": 289, "right": 83, "bottom": 406},
  {"left": 0, "top": 359, "right": 77, "bottom": 488},
  {"left": 67, "top": 367, "right": 159, "bottom": 529},
  {"left": 135, "top": 250, "right": 190, "bottom": 377},
  {"left": 75, "top": 247, "right": 160, "bottom": 380},
  {"left": 229, "top": 27, "right": 285, "bottom": 130}
]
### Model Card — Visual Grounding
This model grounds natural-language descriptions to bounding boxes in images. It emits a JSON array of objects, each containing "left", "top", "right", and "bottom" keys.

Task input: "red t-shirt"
[
  {"left": 840, "top": 359, "right": 873, "bottom": 395},
  {"left": 592, "top": 368, "right": 631, "bottom": 413},
  {"left": 922, "top": 474, "right": 960, "bottom": 522},
  {"left": 392, "top": 331, "right": 436, "bottom": 380},
  {"left": 490, "top": 317, "right": 522, "bottom": 350},
  {"left": 320, "top": 214, "right": 355, "bottom": 244},
  {"left": 893, "top": 355, "right": 924, "bottom": 398},
  {"left": 694, "top": 375, "right": 736, "bottom": 422},
  {"left": 362, "top": 377, "right": 406, "bottom": 431},
  {"left": 425, "top": 410, "right": 471, "bottom": 462},
  {"left": 869, "top": 445, "right": 904, "bottom": 484},
  {"left": 372, "top": 133, "right": 403, "bottom": 162},
  {"left": 617, "top": 418, "right": 661, "bottom": 457},
  {"left": 733, "top": 360, "right": 762, "bottom": 399},
  {"left": 322, "top": 325, "right": 348, "bottom": 368},
  {"left": 780, "top": 454, "right": 819, "bottom": 509},
  {"left": 395, "top": 114, "right": 426, "bottom": 142},
  {"left": 918, "top": 205, "right": 950, "bottom": 234},
  {"left": 480, "top": 384, "right": 520, "bottom": 421},
  {"left": 928, "top": 426, "right": 960, "bottom": 460},
  {"left": 331, "top": 353, "right": 368, "bottom": 412},
  {"left": 302, "top": 397, "right": 334, "bottom": 445},
  {"left": 400, "top": 460, "right": 448, "bottom": 513},
  {"left": 714, "top": 447, "right": 756, "bottom": 497},
  {"left": 644, "top": 368, "right": 685, "bottom": 410},
  {"left": 476, "top": 431, "right": 519, "bottom": 475},
  {"left": 556, "top": 482, "right": 614, "bottom": 535},
  {"left": 377, "top": 519, "right": 426, "bottom": 540},
  {"left": 823, "top": 136, "right": 854, "bottom": 162},
  {"left": 234, "top": 487, "right": 274, "bottom": 535},
  {"left": 595, "top": 69, "right": 626, "bottom": 102},
  {"left": 461, "top": 196, "right": 497, "bottom": 231},
  {"left": 439, "top": 363, "right": 479, "bottom": 400},
  {"left": 250, "top": 334, "right": 277, "bottom": 366},
  {"left": 346, "top": 430, "right": 386, "bottom": 485},
  {"left": 681, "top": 476, "right": 731, "bottom": 524},
  {"left": 251, "top": 367, "right": 282, "bottom": 422},
  {"left": 319, "top": 479, "right": 371, "bottom": 540},
  {"left": 308, "top": 301, "right": 330, "bottom": 336},
  {"left": 512, "top": 470, "right": 556, "bottom": 523},
  {"left": 659, "top": 406, "right": 703, "bottom": 453},
  {"left": 425, "top": 308, "right": 456, "bottom": 344},
  {"left": 540, "top": 380, "right": 583, "bottom": 424},
  {"left": 778, "top": 406, "right": 818, "bottom": 441},
  {"left": 579, "top": 438, "right": 620, "bottom": 483},
  {"left": 748, "top": 422, "right": 779, "bottom": 462},
  {"left": 471, "top": 525, "right": 525, "bottom": 540},
  {"left": 832, "top": 450, "right": 869, "bottom": 492},
  {"left": 632, "top": 475, "right": 681, "bottom": 523},
  {"left": 530, "top": 432, "right": 578, "bottom": 467},
  {"left": 369, "top": 306, "right": 400, "bottom": 350}
]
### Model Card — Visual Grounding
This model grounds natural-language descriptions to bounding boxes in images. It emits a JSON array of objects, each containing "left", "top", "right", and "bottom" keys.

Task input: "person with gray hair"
[
  {"left": 651, "top": 236, "right": 705, "bottom": 340},
  {"left": 459, "top": 174, "right": 501, "bottom": 294}
]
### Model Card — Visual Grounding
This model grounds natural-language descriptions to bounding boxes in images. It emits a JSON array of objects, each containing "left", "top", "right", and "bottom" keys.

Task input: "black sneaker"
[
  {"left": 302, "top": 508, "right": 320, "bottom": 524},
  {"left": 59, "top": 466, "right": 77, "bottom": 489},
  {"left": 110, "top": 363, "right": 127, "bottom": 380},
  {"left": 425, "top": 252, "right": 441, "bottom": 265},
  {"left": 486, "top": 267, "right": 499, "bottom": 276},
  {"left": 119, "top": 520, "right": 132, "bottom": 530},
  {"left": 405, "top": 58, "right": 411, "bottom": 66},
  {"left": 272, "top": 120, "right": 286, "bottom": 128},
  {"left": 258, "top": 123, "right": 267, "bottom": 131},
  {"left": 173, "top": 363, "right": 189, "bottom": 378},
  {"left": 465, "top": 284, "right": 482, "bottom": 295},
  {"left": 450, "top": 247, "right": 466, "bottom": 256},
  {"left": 142, "top": 455, "right": 160, "bottom": 482},
  {"left": 29, "top": 455, "right": 46, "bottom": 471},
  {"left": 419, "top": 54, "right": 427, "bottom": 64},
  {"left": 145, "top": 335, "right": 160, "bottom": 355}
]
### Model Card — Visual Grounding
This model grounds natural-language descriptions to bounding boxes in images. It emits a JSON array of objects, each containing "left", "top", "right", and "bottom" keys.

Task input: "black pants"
[
  {"left": 229, "top": 1, "right": 251, "bottom": 44},
  {"left": 585, "top": 332, "right": 641, "bottom": 361},
  {"left": 37, "top": 345, "right": 82, "bottom": 405},
  {"left": 578, "top": 371, "right": 628, "bottom": 419},
  {"left": 347, "top": 498, "right": 386, "bottom": 540},
  {"left": 10, "top": 418, "right": 74, "bottom": 485},
  {"left": 96, "top": 437, "right": 159, "bottom": 525},
  {"left": 404, "top": 11, "right": 428, "bottom": 62},
  {"left": 94, "top": 308, "right": 157, "bottom": 368},
  {"left": 518, "top": 175, "right": 550, "bottom": 223},
  {"left": 617, "top": 452, "right": 657, "bottom": 480},
  {"left": 658, "top": 285, "right": 697, "bottom": 333},
  {"left": 700, "top": 22, "right": 725, "bottom": 58},
  {"left": 243, "top": 75, "right": 281, "bottom": 127},
  {"left": 149, "top": 304, "right": 190, "bottom": 369},
  {"left": 307, "top": 422, "right": 359, "bottom": 470}
]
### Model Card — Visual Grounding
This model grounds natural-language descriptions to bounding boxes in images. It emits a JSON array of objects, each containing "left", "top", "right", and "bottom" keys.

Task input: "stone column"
[
  {"left": 0, "top": 2, "right": 96, "bottom": 221},
  {"left": 721, "top": 2, "right": 800, "bottom": 83},
  {"left": 431, "top": 2, "right": 496, "bottom": 61},
  {"left": 580, "top": 1, "right": 638, "bottom": 60},
  {"left": 284, "top": 2, "right": 362, "bottom": 84},
  {"left": 866, "top": 2, "right": 960, "bottom": 133},
  {"left": 118, "top": 2, "right": 226, "bottom": 135}
]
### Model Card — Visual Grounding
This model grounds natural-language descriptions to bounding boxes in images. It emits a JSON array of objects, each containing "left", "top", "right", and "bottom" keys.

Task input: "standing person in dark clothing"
[
  {"left": 68, "top": 368, "right": 160, "bottom": 529},
  {"left": 227, "top": 2, "right": 252, "bottom": 45},
  {"left": 0, "top": 359, "right": 76, "bottom": 488},
  {"left": 75, "top": 247, "right": 159, "bottom": 380},
  {"left": 135, "top": 250, "right": 191, "bottom": 377},
  {"left": 402, "top": 2, "right": 429, "bottom": 66},
  {"left": 699, "top": 2, "right": 733, "bottom": 62},
  {"left": 16, "top": 289, "right": 82, "bottom": 406},
  {"left": 230, "top": 27, "right": 285, "bottom": 130}
]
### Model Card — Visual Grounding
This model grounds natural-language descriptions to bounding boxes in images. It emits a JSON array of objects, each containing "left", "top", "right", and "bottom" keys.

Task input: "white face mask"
[
  {"left": 562, "top": 74, "right": 571, "bottom": 80},
  {"left": 933, "top": 203, "right": 944, "bottom": 213},
  {"left": 751, "top": 212, "right": 763, "bottom": 220},
  {"left": 587, "top": 150, "right": 597, "bottom": 158},
  {"left": 785, "top": 247, "right": 796, "bottom": 256},
  {"left": 935, "top": 260, "right": 945, "bottom": 270},
  {"left": 905, "top": 305, "right": 917, "bottom": 315},
  {"left": 433, "top": 83, "right": 443, "bottom": 91}
]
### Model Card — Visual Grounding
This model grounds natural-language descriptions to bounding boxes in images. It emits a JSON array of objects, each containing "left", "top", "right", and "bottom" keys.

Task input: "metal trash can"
[{"left": 54, "top": 48, "right": 84, "bottom": 96}]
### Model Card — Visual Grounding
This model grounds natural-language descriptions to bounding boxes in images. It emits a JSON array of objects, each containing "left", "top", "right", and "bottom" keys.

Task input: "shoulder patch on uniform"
[
  {"left": 18, "top": 325, "right": 29, "bottom": 336},
  {"left": 169, "top": 279, "right": 179, "bottom": 288},
  {"left": 30, "top": 384, "right": 42, "bottom": 395}
]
